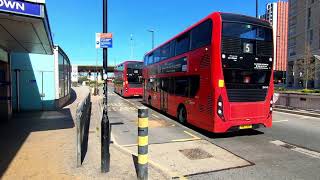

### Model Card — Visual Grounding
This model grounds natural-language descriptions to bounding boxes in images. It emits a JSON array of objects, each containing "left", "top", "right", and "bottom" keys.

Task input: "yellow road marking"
[
  {"left": 183, "top": 131, "right": 201, "bottom": 140},
  {"left": 171, "top": 131, "right": 201, "bottom": 142},
  {"left": 152, "top": 114, "right": 160, "bottom": 118},
  {"left": 122, "top": 144, "right": 138, "bottom": 147},
  {"left": 179, "top": 176, "right": 188, "bottom": 180}
]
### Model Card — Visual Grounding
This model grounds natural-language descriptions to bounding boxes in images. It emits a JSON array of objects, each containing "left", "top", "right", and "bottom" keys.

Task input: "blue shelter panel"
[{"left": 11, "top": 53, "right": 56, "bottom": 111}]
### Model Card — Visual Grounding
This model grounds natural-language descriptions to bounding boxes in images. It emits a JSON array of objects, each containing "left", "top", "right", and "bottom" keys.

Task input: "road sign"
[{"left": 96, "top": 33, "right": 113, "bottom": 49}]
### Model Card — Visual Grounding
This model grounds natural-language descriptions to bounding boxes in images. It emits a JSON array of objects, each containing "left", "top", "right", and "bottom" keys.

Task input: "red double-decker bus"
[
  {"left": 114, "top": 61, "right": 143, "bottom": 97},
  {"left": 143, "top": 12, "right": 274, "bottom": 133}
]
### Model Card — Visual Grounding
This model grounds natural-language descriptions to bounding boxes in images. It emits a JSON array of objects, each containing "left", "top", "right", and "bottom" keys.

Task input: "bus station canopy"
[
  {"left": 78, "top": 65, "right": 115, "bottom": 73},
  {"left": 0, "top": 0, "right": 53, "bottom": 54}
]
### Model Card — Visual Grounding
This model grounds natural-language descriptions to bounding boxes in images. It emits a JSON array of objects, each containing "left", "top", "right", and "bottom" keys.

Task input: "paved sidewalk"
[{"left": 0, "top": 86, "right": 167, "bottom": 179}]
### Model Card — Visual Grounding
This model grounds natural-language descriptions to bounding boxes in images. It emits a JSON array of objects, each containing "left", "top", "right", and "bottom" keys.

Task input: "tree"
[{"left": 294, "top": 45, "right": 316, "bottom": 89}]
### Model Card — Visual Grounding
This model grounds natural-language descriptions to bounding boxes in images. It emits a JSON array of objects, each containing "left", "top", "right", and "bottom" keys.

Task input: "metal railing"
[{"left": 76, "top": 92, "right": 92, "bottom": 167}]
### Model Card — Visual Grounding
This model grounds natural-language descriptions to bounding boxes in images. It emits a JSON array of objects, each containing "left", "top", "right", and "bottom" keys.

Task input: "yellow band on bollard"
[
  {"left": 138, "top": 154, "right": 148, "bottom": 165},
  {"left": 138, "top": 136, "right": 148, "bottom": 146},
  {"left": 138, "top": 118, "right": 149, "bottom": 128}
]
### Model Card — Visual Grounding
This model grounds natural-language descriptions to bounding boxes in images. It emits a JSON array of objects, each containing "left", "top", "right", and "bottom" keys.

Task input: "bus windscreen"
[
  {"left": 222, "top": 23, "right": 272, "bottom": 41},
  {"left": 127, "top": 62, "right": 143, "bottom": 85}
]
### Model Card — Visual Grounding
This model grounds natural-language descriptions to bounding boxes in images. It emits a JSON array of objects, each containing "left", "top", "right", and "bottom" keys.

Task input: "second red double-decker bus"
[
  {"left": 114, "top": 61, "right": 143, "bottom": 97},
  {"left": 143, "top": 12, "right": 274, "bottom": 133}
]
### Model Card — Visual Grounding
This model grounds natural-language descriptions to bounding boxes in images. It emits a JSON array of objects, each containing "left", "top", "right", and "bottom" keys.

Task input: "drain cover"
[{"left": 179, "top": 148, "right": 213, "bottom": 160}]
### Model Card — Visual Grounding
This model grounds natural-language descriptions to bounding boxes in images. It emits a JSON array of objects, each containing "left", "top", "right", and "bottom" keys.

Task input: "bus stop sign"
[{"left": 96, "top": 33, "right": 113, "bottom": 48}]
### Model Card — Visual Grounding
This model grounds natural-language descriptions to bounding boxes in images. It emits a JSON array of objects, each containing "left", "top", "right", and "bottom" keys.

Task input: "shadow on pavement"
[
  {"left": 0, "top": 109, "right": 75, "bottom": 178},
  {"left": 80, "top": 104, "right": 92, "bottom": 164},
  {"left": 64, "top": 88, "right": 78, "bottom": 107},
  {"left": 132, "top": 154, "right": 139, "bottom": 177}
]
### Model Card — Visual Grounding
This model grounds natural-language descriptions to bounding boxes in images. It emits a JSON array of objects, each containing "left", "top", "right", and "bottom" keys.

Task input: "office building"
[{"left": 286, "top": 0, "right": 320, "bottom": 88}]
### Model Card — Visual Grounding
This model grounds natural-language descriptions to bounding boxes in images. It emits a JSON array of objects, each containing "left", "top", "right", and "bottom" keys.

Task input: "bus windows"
[
  {"left": 160, "top": 43, "right": 171, "bottom": 61},
  {"left": 175, "top": 32, "right": 190, "bottom": 56},
  {"left": 154, "top": 49, "right": 161, "bottom": 63},
  {"left": 148, "top": 53, "right": 154, "bottom": 64},
  {"left": 170, "top": 40, "right": 176, "bottom": 58},
  {"left": 191, "top": 20, "right": 212, "bottom": 50},
  {"left": 175, "top": 77, "right": 189, "bottom": 97},
  {"left": 161, "top": 78, "right": 169, "bottom": 92},
  {"left": 144, "top": 56, "right": 148, "bottom": 65},
  {"left": 189, "top": 76, "right": 200, "bottom": 97}
]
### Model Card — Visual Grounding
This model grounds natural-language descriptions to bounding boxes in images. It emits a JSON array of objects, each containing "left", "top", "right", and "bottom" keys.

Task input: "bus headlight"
[{"left": 217, "top": 96, "right": 225, "bottom": 120}]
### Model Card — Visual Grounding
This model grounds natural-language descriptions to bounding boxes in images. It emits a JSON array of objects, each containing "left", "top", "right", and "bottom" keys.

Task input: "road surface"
[{"left": 107, "top": 86, "right": 320, "bottom": 180}]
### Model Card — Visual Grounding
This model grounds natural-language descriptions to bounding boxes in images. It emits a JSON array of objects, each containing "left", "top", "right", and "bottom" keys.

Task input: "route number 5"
[{"left": 243, "top": 42, "right": 253, "bottom": 54}]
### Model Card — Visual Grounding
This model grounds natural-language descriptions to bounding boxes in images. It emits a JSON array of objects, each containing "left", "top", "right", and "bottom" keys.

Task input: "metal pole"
[
  {"left": 95, "top": 49, "right": 98, "bottom": 95},
  {"left": 147, "top": 30, "right": 155, "bottom": 49},
  {"left": 130, "top": 34, "right": 134, "bottom": 59},
  {"left": 152, "top": 31, "right": 154, "bottom": 49},
  {"left": 14, "top": 69, "right": 20, "bottom": 112},
  {"left": 256, "top": 0, "right": 258, "bottom": 18},
  {"left": 101, "top": 0, "right": 110, "bottom": 173}
]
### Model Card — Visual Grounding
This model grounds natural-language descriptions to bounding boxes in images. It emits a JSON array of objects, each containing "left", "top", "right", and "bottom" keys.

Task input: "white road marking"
[
  {"left": 273, "top": 120, "right": 289, "bottom": 123},
  {"left": 270, "top": 140, "right": 320, "bottom": 159}
]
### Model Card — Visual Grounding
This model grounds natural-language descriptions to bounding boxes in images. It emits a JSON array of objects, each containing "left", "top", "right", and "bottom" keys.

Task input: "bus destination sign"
[{"left": 160, "top": 57, "right": 187, "bottom": 74}]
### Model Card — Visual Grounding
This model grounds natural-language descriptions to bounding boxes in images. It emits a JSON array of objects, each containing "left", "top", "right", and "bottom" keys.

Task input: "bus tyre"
[{"left": 177, "top": 105, "right": 187, "bottom": 124}]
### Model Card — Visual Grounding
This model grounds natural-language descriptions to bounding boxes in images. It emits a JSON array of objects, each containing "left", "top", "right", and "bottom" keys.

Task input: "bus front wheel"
[{"left": 177, "top": 105, "right": 187, "bottom": 124}]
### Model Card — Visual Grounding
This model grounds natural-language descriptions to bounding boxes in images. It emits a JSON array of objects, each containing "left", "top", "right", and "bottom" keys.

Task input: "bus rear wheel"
[{"left": 177, "top": 105, "right": 187, "bottom": 124}]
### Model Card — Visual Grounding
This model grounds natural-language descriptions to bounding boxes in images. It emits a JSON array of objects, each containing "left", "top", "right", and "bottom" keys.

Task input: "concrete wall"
[
  {"left": 275, "top": 93, "right": 320, "bottom": 110},
  {"left": 11, "top": 53, "right": 56, "bottom": 111}
]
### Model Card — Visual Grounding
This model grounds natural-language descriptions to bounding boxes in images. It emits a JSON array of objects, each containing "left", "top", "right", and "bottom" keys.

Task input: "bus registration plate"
[{"left": 240, "top": 125, "right": 252, "bottom": 130}]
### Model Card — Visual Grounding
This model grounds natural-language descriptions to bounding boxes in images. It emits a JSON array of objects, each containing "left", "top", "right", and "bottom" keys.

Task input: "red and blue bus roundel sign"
[{"left": 96, "top": 33, "right": 113, "bottom": 49}]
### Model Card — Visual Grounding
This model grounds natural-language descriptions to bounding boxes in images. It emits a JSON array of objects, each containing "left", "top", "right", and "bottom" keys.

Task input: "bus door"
[
  {"left": 160, "top": 79, "right": 168, "bottom": 112},
  {"left": 143, "top": 78, "right": 146, "bottom": 101}
]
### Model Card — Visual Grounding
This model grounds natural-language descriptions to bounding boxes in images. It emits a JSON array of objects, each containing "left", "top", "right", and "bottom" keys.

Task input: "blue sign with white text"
[
  {"left": 100, "top": 38, "right": 113, "bottom": 48},
  {"left": 0, "top": 0, "right": 41, "bottom": 17}
]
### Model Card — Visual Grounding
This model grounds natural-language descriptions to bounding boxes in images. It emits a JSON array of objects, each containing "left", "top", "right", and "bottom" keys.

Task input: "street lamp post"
[
  {"left": 147, "top": 29, "right": 155, "bottom": 49},
  {"left": 130, "top": 34, "right": 134, "bottom": 59},
  {"left": 256, "top": 0, "right": 259, "bottom": 18},
  {"left": 101, "top": 0, "right": 110, "bottom": 173}
]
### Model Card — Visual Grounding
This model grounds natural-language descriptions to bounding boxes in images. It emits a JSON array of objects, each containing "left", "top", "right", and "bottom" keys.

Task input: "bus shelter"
[{"left": 0, "top": 0, "right": 53, "bottom": 120}]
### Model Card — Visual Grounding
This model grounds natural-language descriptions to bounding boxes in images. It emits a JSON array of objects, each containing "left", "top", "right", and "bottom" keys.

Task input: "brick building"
[{"left": 260, "top": 1, "right": 289, "bottom": 84}]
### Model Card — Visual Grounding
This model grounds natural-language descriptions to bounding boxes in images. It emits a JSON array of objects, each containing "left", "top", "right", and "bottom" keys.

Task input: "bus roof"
[
  {"left": 115, "top": 60, "right": 143, "bottom": 67},
  {"left": 144, "top": 12, "right": 271, "bottom": 57},
  {"left": 220, "top": 13, "right": 271, "bottom": 27}
]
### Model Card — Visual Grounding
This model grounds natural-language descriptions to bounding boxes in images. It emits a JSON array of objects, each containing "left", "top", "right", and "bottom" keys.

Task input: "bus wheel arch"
[{"left": 177, "top": 104, "right": 187, "bottom": 124}]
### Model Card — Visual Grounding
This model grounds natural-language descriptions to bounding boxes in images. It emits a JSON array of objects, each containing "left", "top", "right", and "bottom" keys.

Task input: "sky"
[{"left": 46, "top": 0, "right": 274, "bottom": 66}]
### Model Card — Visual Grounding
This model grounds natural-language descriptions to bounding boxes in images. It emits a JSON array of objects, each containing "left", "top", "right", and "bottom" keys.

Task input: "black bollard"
[{"left": 137, "top": 107, "right": 149, "bottom": 180}]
